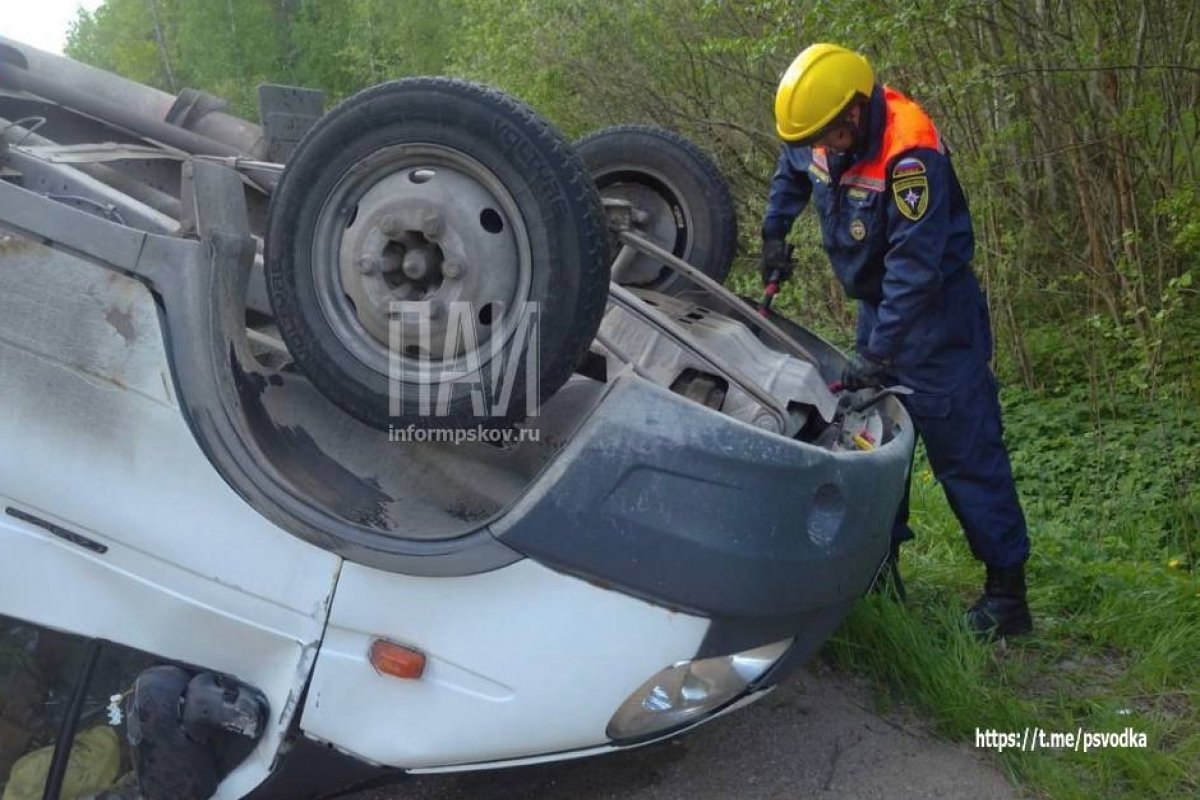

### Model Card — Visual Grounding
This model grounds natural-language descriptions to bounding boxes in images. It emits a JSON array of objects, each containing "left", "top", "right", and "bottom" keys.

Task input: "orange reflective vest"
[{"left": 809, "top": 86, "right": 944, "bottom": 192}]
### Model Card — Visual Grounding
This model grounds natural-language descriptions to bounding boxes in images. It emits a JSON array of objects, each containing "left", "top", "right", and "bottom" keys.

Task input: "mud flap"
[{"left": 127, "top": 666, "right": 268, "bottom": 800}]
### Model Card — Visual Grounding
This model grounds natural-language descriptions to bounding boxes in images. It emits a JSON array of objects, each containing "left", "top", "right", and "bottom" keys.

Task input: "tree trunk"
[{"left": 146, "top": 0, "right": 176, "bottom": 93}]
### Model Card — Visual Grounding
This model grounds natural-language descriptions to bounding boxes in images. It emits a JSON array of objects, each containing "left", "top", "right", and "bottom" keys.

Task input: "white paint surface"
[
  {"left": 301, "top": 558, "right": 710, "bottom": 768},
  {"left": 0, "top": 244, "right": 342, "bottom": 797}
]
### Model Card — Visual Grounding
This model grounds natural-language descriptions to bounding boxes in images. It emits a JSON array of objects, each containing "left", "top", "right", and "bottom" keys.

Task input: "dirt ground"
[{"left": 347, "top": 667, "right": 1021, "bottom": 800}]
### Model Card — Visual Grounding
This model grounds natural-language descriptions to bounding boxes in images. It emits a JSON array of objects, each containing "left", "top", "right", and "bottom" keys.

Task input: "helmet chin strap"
[{"left": 849, "top": 118, "right": 868, "bottom": 153}]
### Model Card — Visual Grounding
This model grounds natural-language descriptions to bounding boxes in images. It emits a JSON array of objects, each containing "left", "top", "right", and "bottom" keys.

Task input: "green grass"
[
  {"left": 820, "top": 380, "right": 1200, "bottom": 799},
  {"left": 729, "top": 261, "right": 1199, "bottom": 797}
]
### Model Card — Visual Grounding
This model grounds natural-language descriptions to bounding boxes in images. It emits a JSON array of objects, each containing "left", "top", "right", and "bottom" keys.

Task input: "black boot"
[
  {"left": 869, "top": 542, "right": 907, "bottom": 603},
  {"left": 967, "top": 563, "right": 1032, "bottom": 638}
]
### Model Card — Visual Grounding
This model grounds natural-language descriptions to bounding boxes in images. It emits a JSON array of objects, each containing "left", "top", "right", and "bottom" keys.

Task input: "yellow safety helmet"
[{"left": 774, "top": 44, "right": 874, "bottom": 143}]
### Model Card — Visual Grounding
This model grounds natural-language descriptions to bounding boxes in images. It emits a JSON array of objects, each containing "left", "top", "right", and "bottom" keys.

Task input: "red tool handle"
[
  {"left": 758, "top": 245, "right": 794, "bottom": 316},
  {"left": 758, "top": 280, "right": 780, "bottom": 316}
]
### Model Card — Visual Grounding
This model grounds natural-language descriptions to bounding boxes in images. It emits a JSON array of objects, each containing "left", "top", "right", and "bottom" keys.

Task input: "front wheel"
[{"left": 265, "top": 77, "right": 611, "bottom": 430}]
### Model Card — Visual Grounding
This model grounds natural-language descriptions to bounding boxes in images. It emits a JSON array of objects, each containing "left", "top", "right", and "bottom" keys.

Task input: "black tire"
[
  {"left": 574, "top": 125, "right": 737, "bottom": 294},
  {"left": 265, "top": 77, "right": 610, "bottom": 430}
]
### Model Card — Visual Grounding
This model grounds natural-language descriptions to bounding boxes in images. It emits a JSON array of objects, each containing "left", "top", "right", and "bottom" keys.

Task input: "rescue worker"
[{"left": 762, "top": 44, "right": 1032, "bottom": 637}]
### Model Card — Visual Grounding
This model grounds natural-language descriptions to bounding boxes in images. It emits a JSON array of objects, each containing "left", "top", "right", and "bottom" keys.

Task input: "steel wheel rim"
[
  {"left": 595, "top": 165, "right": 694, "bottom": 286},
  {"left": 311, "top": 143, "right": 533, "bottom": 383}
]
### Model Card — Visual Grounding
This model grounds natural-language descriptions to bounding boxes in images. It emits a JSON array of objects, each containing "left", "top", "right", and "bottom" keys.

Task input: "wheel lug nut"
[
  {"left": 379, "top": 215, "right": 401, "bottom": 237},
  {"left": 442, "top": 260, "right": 463, "bottom": 279},
  {"left": 357, "top": 256, "right": 380, "bottom": 274},
  {"left": 421, "top": 213, "right": 443, "bottom": 240}
]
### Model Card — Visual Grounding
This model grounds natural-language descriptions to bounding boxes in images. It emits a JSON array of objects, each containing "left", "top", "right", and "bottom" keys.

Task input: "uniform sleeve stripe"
[{"left": 841, "top": 175, "right": 886, "bottom": 191}]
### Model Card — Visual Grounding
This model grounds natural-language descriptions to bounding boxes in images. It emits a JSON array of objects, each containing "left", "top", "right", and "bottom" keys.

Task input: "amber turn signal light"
[{"left": 369, "top": 639, "right": 426, "bottom": 680}]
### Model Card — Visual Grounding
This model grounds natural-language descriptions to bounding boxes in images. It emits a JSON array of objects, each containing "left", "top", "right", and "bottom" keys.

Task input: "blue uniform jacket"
[{"left": 763, "top": 86, "right": 987, "bottom": 395}]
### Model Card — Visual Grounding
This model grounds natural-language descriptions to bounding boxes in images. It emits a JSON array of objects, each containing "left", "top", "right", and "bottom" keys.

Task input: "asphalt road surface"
[{"left": 346, "top": 667, "right": 1019, "bottom": 800}]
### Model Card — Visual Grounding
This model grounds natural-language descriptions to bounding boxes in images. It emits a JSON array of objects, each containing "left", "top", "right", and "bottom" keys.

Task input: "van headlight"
[{"left": 606, "top": 638, "right": 791, "bottom": 742}]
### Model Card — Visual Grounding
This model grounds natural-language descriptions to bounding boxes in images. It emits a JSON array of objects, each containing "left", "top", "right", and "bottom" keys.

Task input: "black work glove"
[
  {"left": 760, "top": 238, "right": 791, "bottom": 285},
  {"left": 841, "top": 353, "right": 888, "bottom": 391}
]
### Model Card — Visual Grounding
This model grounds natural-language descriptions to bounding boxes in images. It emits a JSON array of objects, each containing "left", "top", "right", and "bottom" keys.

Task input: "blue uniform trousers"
[{"left": 891, "top": 364, "right": 1030, "bottom": 568}]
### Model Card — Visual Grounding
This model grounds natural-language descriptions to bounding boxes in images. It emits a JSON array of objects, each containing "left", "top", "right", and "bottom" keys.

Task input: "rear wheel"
[
  {"left": 574, "top": 125, "right": 737, "bottom": 294},
  {"left": 265, "top": 78, "right": 610, "bottom": 430}
]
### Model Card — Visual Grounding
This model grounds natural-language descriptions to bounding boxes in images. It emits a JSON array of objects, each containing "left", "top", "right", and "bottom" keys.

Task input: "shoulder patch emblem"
[
  {"left": 893, "top": 176, "right": 929, "bottom": 220},
  {"left": 891, "top": 159, "right": 928, "bottom": 221},
  {"left": 892, "top": 157, "right": 928, "bottom": 221},
  {"left": 892, "top": 157, "right": 926, "bottom": 178},
  {"left": 893, "top": 177, "right": 929, "bottom": 221}
]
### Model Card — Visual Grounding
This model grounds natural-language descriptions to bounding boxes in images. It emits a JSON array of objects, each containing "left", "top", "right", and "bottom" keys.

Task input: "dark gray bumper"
[{"left": 494, "top": 374, "right": 913, "bottom": 655}]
